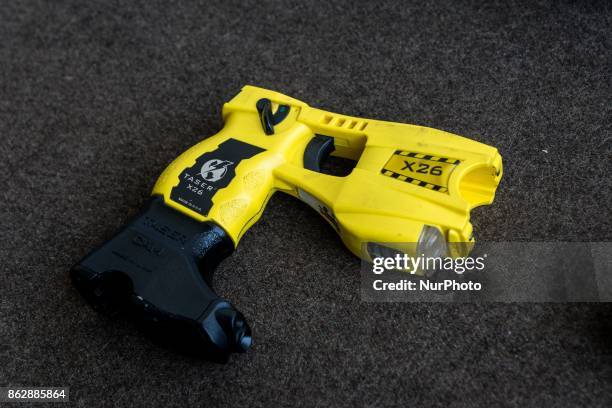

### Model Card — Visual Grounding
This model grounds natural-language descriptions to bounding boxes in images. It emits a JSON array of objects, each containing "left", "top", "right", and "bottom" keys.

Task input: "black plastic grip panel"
[{"left": 70, "top": 196, "right": 251, "bottom": 363}]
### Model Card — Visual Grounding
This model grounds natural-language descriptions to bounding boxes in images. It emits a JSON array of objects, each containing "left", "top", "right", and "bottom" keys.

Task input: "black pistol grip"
[{"left": 70, "top": 196, "right": 251, "bottom": 362}]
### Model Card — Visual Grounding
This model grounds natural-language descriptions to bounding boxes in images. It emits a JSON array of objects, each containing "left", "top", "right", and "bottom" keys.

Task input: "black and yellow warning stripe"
[
  {"left": 394, "top": 150, "right": 460, "bottom": 165},
  {"left": 381, "top": 169, "right": 448, "bottom": 192}
]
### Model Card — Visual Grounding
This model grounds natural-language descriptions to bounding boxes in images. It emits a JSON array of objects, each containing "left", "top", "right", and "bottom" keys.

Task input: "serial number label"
[{"left": 0, "top": 387, "right": 69, "bottom": 402}]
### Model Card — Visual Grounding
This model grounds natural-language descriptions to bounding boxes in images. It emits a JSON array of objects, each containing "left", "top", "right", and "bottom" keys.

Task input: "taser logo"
[
  {"left": 200, "top": 159, "right": 234, "bottom": 182},
  {"left": 171, "top": 138, "right": 265, "bottom": 217}
]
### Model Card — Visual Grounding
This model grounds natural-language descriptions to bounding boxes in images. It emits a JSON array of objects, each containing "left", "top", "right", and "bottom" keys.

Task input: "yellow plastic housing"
[{"left": 152, "top": 86, "right": 503, "bottom": 259}]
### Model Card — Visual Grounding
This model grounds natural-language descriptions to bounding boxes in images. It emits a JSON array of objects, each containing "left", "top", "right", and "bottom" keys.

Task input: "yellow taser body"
[{"left": 152, "top": 86, "right": 502, "bottom": 259}]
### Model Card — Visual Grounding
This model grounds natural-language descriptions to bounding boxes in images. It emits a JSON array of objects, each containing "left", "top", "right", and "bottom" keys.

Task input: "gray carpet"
[{"left": 1, "top": 0, "right": 611, "bottom": 406}]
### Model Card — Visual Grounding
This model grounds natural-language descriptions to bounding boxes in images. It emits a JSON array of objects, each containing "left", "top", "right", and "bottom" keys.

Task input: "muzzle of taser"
[{"left": 71, "top": 197, "right": 251, "bottom": 363}]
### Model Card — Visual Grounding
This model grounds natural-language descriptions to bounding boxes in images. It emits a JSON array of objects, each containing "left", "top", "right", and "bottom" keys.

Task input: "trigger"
[{"left": 303, "top": 135, "right": 335, "bottom": 172}]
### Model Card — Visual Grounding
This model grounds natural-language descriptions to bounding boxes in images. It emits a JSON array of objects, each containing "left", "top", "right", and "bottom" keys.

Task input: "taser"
[{"left": 71, "top": 86, "right": 503, "bottom": 362}]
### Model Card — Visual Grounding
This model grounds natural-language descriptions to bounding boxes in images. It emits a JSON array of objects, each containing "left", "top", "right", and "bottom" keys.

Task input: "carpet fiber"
[{"left": 1, "top": 1, "right": 611, "bottom": 406}]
